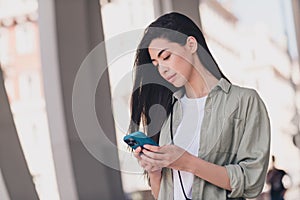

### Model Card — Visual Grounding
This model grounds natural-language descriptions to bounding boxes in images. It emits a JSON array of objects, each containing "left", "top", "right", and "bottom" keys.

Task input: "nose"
[{"left": 157, "top": 63, "right": 169, "bottom": 75}]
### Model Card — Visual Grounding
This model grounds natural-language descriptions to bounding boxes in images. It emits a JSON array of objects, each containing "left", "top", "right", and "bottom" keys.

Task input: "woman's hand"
[
  {"left": 138, "top": 144, "right": 232, "bottom": 192},
  {"left": 134, "top": 146, "right": 162, "bottom": 199},
  {"left": 133, "top": 146, "right": 162, "bottom": 173},
  {"left": 140, "top": 144, "right": 191, "bottom": 171}
]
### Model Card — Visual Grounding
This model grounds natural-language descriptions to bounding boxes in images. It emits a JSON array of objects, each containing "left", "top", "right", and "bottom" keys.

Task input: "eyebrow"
[{"left": 151, "top": 48, "right": 169, "bottom": 61}]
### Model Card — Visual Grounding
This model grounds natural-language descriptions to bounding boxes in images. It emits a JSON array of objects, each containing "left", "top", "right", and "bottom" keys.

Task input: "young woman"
[{"left": 129, "top": 12, "right": 270, "bottom": 200}]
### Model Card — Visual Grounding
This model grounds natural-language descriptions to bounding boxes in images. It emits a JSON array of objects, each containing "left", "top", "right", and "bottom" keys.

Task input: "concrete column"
[
  {"left": 172, "top": 0, "right": 202, "bottom": 28},
  {"left": 38, "top": 0, "right": 78, "bottom": 199},
  {"left": 0, "top": 69, "right": 39, "bottom": 200},
  {"left": 39, "top": 0, "right": 124, "bottom": 199},
  {"left": 292, "top": 0, "right": 300, "bottom": 63},
  {"left": 0, "top": 169, "right": 10, "bottom": 200},
  {"left": 153, "top": 0, "right": 202, "bottom": 28}
]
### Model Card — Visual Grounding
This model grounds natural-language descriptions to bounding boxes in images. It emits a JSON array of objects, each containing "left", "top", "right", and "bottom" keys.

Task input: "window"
[
  {"left": 18, "top": 71, "right": 41, "bottom": 100},
  {"left": 0, "top": 27, "right": 10, "bottom": 64},
  {"left": 15, "top": 22, "right": 35, "bottom": 54}
]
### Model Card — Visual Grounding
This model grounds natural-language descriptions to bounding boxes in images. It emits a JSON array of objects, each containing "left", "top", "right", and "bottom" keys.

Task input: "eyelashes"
[
  {"left": 153, "top": 54, "right": 171, "bottom": 68},
  {"left": 163, "top": 54, "right": 171, "bottom": 60}
]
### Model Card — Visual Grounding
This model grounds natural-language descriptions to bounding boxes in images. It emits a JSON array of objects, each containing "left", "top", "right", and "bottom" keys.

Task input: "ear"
[{"left": 186, "top": 36, "right": 198, "bottom": 54}]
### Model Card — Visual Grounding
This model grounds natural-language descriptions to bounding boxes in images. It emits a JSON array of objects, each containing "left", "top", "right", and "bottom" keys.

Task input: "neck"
[{"left": 184, "top": 56, "right": 219, "bottom": 98}]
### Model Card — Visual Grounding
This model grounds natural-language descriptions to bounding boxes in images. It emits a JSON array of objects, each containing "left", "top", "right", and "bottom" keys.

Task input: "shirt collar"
[
  {"left": 213, "top": 78, "right": 231, "bottom": 93},
  {"left": 173, "top": 78, "right": 231, "bottom": 99}
]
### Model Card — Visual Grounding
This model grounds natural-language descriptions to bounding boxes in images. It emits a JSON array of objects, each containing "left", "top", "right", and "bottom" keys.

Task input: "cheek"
[{"left": 172, "top": 57, "right": 193, "bottom": 78}]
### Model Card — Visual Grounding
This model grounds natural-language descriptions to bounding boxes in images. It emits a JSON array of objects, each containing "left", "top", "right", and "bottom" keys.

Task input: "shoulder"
[
  {"left": 230, "top": 84, "right": 259, "bottom": 97},
  {"left": 228, "top": 84, "right": 262, "bottom": 102},
  {"left": 221, "top": 83, "right": 268, "bottom": 114},
  {"left": 228, "top": 84, "right": 269, "bottom": 116}
]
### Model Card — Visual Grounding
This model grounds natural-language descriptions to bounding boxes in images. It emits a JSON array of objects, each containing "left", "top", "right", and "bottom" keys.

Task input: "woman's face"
[{"left": 148, "top": 38, "right": 195, "bottom": 88}]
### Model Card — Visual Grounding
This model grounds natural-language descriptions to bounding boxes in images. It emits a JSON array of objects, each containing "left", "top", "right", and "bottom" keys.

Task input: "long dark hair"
[{"left": 128, "top": 12, "right": 229, "bottom": 143}]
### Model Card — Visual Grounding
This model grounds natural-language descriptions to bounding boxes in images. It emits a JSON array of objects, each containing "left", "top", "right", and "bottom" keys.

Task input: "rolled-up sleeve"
[{"left": 225, "top": 90, "right": 271, "bottom": 198}]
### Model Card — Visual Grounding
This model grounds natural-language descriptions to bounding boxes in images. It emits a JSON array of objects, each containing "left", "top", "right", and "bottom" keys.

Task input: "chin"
[{"left": 172, "top": 80, "right": 186, "bottom": 88}]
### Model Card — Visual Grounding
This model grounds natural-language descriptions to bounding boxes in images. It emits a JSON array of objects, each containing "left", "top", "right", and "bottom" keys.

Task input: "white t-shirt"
[{"left": 173, "top": 94, "right": 207, "bottom": 200}]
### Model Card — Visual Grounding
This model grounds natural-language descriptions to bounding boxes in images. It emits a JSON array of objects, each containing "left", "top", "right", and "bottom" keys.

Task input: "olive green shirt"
[{"left": 157, "top": 78, "right": 271, "bottom": 200}]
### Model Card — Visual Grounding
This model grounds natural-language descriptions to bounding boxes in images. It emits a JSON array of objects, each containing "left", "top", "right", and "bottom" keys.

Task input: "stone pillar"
[
  {"left": 153, "top": 0, "right": 202, "bottom": 28},
  {"left": 0, "top": 68, "right": 39, "bottom": 200},
  {"left": 39, "top": 0, "right": 124, "bottom": 199},
  {"left": 292, "top": 0, "right": 300, "bottom": 63}
]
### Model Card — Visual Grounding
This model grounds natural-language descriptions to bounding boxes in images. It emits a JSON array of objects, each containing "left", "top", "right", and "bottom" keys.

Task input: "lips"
[{"left": 166, "top": 74, "right": 176, "bottom": 82}]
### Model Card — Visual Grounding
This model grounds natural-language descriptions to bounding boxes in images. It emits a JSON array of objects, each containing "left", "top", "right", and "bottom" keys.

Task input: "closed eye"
[
  {"left": 151, "top": 54, "right": 171, "bottom": 67},
  {"left": 163, "top": 54, "right": 171, "bottom": 60}
]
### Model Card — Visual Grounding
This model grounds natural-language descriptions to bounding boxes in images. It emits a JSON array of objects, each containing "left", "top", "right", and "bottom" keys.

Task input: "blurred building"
[
  {"left": 200, "top": 0, "right": 300, "bottom": 199},
  {"left": 0, "top": 0, "right": 299, "bottom": 199},
  {"left": 0, "top": 1, "right": 60, "bottom": 199}
]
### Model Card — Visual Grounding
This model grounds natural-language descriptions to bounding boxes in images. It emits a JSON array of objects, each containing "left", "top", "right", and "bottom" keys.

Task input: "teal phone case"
[{"left": 123, "top": 131, "right": 159, "bottom": 150}]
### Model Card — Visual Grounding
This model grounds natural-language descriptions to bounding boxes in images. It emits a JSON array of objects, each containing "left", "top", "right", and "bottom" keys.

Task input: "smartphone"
[{"left": 123, "top": 131, "right": 159, "bottom": 150}]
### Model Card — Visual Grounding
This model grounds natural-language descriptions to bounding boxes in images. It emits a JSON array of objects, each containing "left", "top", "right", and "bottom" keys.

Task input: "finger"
[
  {"left": 134, "top": 146, "right": 142, "bottom": 153},
  {"left": 133, "top": 147, "right": 142, "bottom": 158},
  {"left": 139, "top": 159, "right": 152, "bottom": 167},
  {"left": 143, "top": 145, "right": 160, "bottom": 152},
  {"left": 133, "top": 151, "right": 140, "bottom": 159},
  {"left": 142, "top": 149, "right": 163, "bottom": 160},
  {"left": 144, "top": 165, "right": 153, "bottom": 172},
  {"left": 140, "top": 161, "right": 147, "bottom": 169},
  {"left": 144, "top": 164, "right": 160, "bottom": 173},
  {"left": 140, "top": 153, "right": 161, "bottom": 167},
  {"left": 140, "top": 162, "right": 155, "bottom": 172},
  {"left": 150, "top": 166, "right": 162, "bottom": 173}
]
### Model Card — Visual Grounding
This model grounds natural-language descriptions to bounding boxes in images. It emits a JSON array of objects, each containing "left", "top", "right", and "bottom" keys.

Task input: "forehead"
[
  {"left": 149, "top": 38, "right": 171, "bottom": 49},
  {"left": 148, "top": 38, "right": 181, "bottom": 57}
]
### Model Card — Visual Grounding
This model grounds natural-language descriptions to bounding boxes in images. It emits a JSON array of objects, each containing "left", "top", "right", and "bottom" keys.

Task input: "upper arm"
[{"left": 226, "top": 90, "right": 271, "bottom": 198}]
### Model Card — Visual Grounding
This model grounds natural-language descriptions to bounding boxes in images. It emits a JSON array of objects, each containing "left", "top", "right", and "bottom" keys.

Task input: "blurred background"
[{"left": 0, "top": 0, "right": 299, "bottom": 199}]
